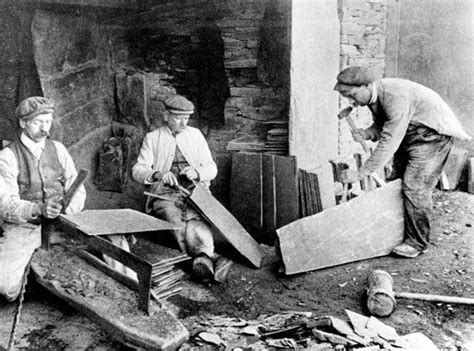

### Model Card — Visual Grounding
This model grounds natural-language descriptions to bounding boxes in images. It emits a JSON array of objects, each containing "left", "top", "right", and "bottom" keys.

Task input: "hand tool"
[
  {"left": 366, "top": 269, "right": 474, "bottom": 317},
  {"left": 62, "top": 169, "right": 90, "bottom": 211},
  {"left": 41, "top": 169, "right": 89, "bottom": 249},
  {"left": 8, "top": 169, "right": 90, "bottom": 350},
  {"left": 338, "top": 106, "right": 370, "bottom": 153},
  {"left": 338, "top": 107, "right": 386, "bottom": 188},
  {"left": 177, "top": 184, "right": 191, "bottom": 196},
  {"left": 144, "top": 191, "right": 175, "bottom": 202},
  {"left": 340, "top": 183, "right": 350, "bottom": 203}
]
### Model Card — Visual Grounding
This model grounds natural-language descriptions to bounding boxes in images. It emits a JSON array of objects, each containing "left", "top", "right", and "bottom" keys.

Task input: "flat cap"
[
  {"left": 334, "top": 66, "right": 378, "bottom": 91},
  {"left": 16, "top": 96, "right": 54, "bottom": 120},
  {"left": 164, "top": 95, "right": 194, "bottom": 115}
]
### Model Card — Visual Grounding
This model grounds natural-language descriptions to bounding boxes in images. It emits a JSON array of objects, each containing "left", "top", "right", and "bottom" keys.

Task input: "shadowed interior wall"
[
  {"left": 0, "top": 5, "right": 43, "bottom": 141},
  {"left": 0, "top": 1, "right": 291, "bottom": 210},
  {"left": 386, "top": 0, "right": 473, "bottom": 152}
]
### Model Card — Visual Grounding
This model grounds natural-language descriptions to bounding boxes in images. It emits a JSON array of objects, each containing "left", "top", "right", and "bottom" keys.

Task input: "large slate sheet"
[
  {"left": 60, "top": 209, "right": 179, "bottom": 235},
  {"left": 277, "top": 180, "right": 404, "bottom": 275},
  {"left": 190, "top": 184, "right": 262, "bottom": 268},
  {"left": 230, "top": 152, "right": 299, "bottom": 244},
  {"left": 274, "top": 155, "right": 299, "bottom": 228},
  {"left": 230, "top": 152, "right": 263, "bottom": 239}
]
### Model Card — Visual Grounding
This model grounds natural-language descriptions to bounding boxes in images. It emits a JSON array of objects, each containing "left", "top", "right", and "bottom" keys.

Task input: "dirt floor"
[{"left": 0, "top": 188, "right": 472, "bottom": 350}]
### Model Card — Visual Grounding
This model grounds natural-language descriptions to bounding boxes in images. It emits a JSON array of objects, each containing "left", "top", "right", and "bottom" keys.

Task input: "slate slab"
[
  {"left": 277, "top": 180, "right": 404, "bottom": 275},
  {"left": 230, "top": 152, "right": 263, "bottom": 240},
  {"left": 274, "top": 155, "right": 299, "bottom": 228},
  {"left": 190, "top": 184, "right": 262, "bottom": 268},
  {"left": 60, "top": 209, "right": 179, "bottom": 236}
]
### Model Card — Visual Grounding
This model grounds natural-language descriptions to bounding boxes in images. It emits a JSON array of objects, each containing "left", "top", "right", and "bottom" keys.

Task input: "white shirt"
[
  {"left": 0, "top": 133, "right": 86, "bottom": 224},
  {"left": 132, "top": 126, "right": 217, "bottom": 188}
]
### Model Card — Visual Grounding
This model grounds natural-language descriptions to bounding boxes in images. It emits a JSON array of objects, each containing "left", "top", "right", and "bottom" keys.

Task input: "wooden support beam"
[{"left": 54, "top": 209, "right": 182, "bottom": 314}]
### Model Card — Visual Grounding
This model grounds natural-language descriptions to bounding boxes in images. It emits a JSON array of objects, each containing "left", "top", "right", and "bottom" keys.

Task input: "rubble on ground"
[{"left": 179, "top": 310, "right": 437, "bottom": 350}]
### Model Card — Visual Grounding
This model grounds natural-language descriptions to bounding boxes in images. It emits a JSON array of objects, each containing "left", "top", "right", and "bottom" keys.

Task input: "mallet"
[
  {"left": 338, "top": 106, "right": 370, "bottom": 153},
  {"left": 338, "top": 107, "right": 386, "bottom": 187},
  {"left": 367, "top": 269, "right": 474, "bottom": 317}
]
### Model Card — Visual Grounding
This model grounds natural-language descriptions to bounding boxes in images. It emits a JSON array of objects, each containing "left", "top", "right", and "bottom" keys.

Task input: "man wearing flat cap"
[
  {"left": 133, "top": 94, "right": 225, "bottom": 282},
  {"left": 334, "top": 66, "right": 471, "bottom": 258},
  {"left": 0, "top": 96, "right": 86, "bottom": 301}
]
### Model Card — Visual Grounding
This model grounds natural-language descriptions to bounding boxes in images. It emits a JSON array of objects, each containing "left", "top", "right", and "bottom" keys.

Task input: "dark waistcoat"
[{"left": 8, "top": 138, "right": 65, "bottom": 204}]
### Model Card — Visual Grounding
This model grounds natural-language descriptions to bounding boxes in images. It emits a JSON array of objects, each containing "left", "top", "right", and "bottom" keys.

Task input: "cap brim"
[
  {"left": 20, "top": 108, "right": 54, "bottom": 120},
  {"left": 167, "top": 109, "right": 194, "bottom": 115},
  {"left": 333, "top": 82, "right": 355, "bottom": 93}
]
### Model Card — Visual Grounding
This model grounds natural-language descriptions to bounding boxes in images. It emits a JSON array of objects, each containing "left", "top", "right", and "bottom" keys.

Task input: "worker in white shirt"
[
  {"left": 132, "top": 94, "right": 222, "bottom": 282},
  {"left": 0, "top": 96, "right": 86, "bottom": 301}
]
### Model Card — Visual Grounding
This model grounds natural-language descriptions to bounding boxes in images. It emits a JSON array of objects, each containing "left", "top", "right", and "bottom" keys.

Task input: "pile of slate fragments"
[{"left": 180, "top": 310, "right": 437, "bottom": 350}]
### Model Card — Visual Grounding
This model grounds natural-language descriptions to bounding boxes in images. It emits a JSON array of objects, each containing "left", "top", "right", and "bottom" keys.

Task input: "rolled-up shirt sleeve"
[
  {"left": 0, "top": 149, "right": 38, "bottom": 223},
  {"left": 359, "top": 96, "right": 412, "bottom": 176},
  {"left": 132, "top": 134, "right": 157, "bottom": 185}
]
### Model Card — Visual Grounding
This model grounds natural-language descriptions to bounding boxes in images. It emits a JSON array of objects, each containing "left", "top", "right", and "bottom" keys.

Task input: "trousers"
[
  {"left": 390, "top": 126, "right": 453, "bottom": 250},
  {"left": 0, "top": 223, "right": 40, "bottom": 301},
  {"left": 150, "top": 191, "right": 215, "bottom": 259}
]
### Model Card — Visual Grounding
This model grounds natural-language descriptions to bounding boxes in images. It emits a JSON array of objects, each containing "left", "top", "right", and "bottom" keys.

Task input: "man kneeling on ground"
[{"left": 0, "top": 97, "right": 86, "bottom": 301}]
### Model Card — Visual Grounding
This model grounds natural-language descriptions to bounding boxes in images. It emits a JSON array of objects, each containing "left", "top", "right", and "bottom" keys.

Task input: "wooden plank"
[
  {"left": 190, "top": 184, "right": 262, "bottom": 268},
  {"left": 274, "top": 155, "right": 299, "bottom": 228},
  {"left": 277, "top": 180, "right": 404, "bottom": 275},
  {"left": 60, "top": 209, "right": 180, "bottom": 236},
  {"left": 262, "top": 155, "right": 276, "bottom": 241},
  {"left": 59, "top": 224, "right": 153, "bottom": 312},
  {"left": 230, "top": 152, "right": 263, "bottom": 239}
]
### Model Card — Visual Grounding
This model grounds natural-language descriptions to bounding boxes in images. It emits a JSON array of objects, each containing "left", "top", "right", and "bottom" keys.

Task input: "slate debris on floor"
[{"left": 179, "top": 310, "right": 437, "bottom": 350}]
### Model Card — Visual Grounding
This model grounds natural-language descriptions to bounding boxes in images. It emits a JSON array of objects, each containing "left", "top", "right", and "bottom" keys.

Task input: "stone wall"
[
  {"left": 0, "top": 5, "right": 43, "bottom": 141},
  {"left": 0, "top": 0, "right": 390, "bottom": 211},
  {"left": 30, "top": 8, "right": 145, "bottom": 211},
  {"left": 337, "top": 0, "right": 388, "bottom": 158},
  {"left": 386, "top": 0, "right": 473, "bottom": 154},
  {"left": 105, "top": 0, "right": 291, "bottom": 204},
  {"left": 220, "top": 0, "right": 290, "bottom": 136}
]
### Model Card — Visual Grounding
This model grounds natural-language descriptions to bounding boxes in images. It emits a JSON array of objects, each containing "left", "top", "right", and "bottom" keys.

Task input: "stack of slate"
[
  {"left": 263, "top": 119, "right": 288, "bottom": 155},
  {"left": 298, "top": 169, "right": 323, "bottom": 217},
  {"left": 150, "top": 254, "right": 189, "bottom": 300},
  {"left": 329, "top": 159, "right": 349, "bottom": 183},
  {"left": 226, "top": 134, "right": 266, "bottom": 153}
]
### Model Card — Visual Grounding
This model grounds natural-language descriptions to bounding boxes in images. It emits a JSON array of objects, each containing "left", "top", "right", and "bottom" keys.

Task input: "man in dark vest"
[{"left": 0, "top": 96, "right": 86, "bottom": 301}]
